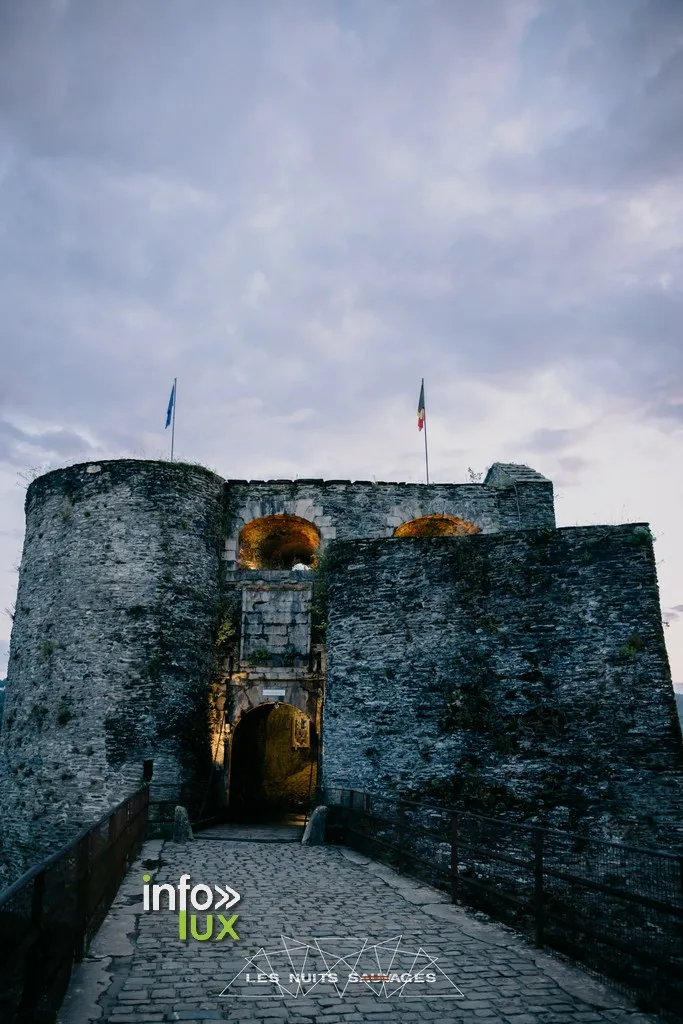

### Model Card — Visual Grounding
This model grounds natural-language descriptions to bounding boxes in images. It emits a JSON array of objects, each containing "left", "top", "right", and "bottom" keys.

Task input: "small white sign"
[{"left": 262, "top": 688, "right": 287, "bottom": 697}]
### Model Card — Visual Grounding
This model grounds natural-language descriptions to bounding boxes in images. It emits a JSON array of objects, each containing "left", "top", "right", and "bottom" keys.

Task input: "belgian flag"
[{"left": 417, "top": 380, "right": 425, "bottom": 431}]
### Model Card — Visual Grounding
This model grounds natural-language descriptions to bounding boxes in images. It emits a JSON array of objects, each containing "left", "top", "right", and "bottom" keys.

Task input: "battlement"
[
  {"left": 21, "top": 458, "right": 556, "bottom": 571},
  {"left": 221, "top": 466, "right": 555, "bottom": 567}
]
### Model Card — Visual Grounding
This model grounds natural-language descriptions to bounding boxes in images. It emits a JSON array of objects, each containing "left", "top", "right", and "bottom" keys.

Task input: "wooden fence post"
[
  {"left": 108, "top": 808, "right": 121, "bottom": 905},
  {"left": 533, "top": 828, "right": 545, "bottom": 948},
  {"left": 74, "top": 832, "right": 92, "bottom": 963},
  {"left": 18, "top": 870, "right": 45, "bottom": 1016},
  {"left": 397, "top": 799, "right": 407, "bottom": 874},
  {"left": 451, "top": 814, "right": 459, "bottom": 902},
  {"left": 345, "top": 790, "right": 354, "bottom": 845}
]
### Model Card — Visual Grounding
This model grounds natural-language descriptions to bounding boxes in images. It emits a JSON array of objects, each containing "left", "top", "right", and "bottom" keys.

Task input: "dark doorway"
[{"left": 228, "top": 703, "right": 318, "bottom": 822}]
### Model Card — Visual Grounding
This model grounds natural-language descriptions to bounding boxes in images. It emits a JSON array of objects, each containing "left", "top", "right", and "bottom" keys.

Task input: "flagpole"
[
  {"left": 422, "top": 377, "right": 429, "bottom": 484},
  {"left": 170, "top": 377, "right": 177, "bottom": 462}
]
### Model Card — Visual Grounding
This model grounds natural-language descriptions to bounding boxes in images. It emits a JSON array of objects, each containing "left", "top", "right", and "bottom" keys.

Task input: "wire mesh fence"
[
  {"left": 324, "top": 787, "right": 683, "bottom": 1020},
  {"left": 0, "top": 786, "right": 149, "bottom": 1024}
]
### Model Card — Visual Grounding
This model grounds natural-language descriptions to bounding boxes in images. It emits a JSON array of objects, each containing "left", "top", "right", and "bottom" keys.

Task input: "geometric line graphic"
[{"left": 218, "top": 934, "right": 466, "bottom": 1000}]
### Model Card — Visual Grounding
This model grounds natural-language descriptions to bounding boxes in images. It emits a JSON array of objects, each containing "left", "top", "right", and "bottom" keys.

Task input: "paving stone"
[
  {"left": 504, "top": 1015, "right": 543, "bottom": 1024},
  {"left": 171, "top": 1012, "right": 225, "bottom": 1020},
  {"left": 54, "top": 836, "right": 667, "bottom": 1024}
]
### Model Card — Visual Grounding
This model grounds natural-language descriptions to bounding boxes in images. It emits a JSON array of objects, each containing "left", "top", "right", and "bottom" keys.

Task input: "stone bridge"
[{"left": 58, "top": 827, "right": 661, "bottom": 1024}]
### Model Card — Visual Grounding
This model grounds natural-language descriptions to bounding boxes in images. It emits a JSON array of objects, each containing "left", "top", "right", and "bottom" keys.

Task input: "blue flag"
[{"left": 165, "top": 382, "right": 175, "bottom": 429}]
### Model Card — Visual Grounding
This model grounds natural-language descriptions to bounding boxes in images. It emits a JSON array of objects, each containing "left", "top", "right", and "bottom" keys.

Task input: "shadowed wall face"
[
  {"left": 0, "top": 460, "right": 225, "bottom": 883},
  {"left": 322, "top": 526, "right": 683, "bottom": 849}
]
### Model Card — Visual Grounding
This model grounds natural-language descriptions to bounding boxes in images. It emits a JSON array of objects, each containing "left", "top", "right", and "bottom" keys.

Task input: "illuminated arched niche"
[
  {"left": 393, "top": 513, "right": 481, "bottom": 537},
  {"left": 238, "top": 514, "right": 321, "bottom": 570}
]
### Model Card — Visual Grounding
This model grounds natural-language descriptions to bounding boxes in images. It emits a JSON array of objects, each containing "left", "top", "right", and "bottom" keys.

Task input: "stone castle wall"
[
  {"left": 221, "top": 467, "right": 555, "bottom": 565},
  {"left": 322, "top": 525, "right": 683, "bottom": 849},
  {"left": 0, "top": 460, "right": 226, "bottom": 881},
  {"left": 0, "top": 457, "right": 557, "bottom": 882}
]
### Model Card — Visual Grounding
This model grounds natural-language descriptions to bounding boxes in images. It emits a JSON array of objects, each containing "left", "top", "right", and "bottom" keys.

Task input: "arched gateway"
[{"left": 228, "top": 703, "right": 318, "bottom": 822}]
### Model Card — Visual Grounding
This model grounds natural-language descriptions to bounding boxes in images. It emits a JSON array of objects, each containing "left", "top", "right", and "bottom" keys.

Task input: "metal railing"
[
  {"left": 324, "top": 788, "right": 683, "bottom": 1021},
  {"left": 0, "top": 786, "right": 149, "bottom": 1024}
]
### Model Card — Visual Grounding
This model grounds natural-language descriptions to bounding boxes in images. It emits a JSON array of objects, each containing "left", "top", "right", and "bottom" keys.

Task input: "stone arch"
[
  {"left": 393, "top": 513, "right": 481, "bottom": 537},
  {"left": 228, "top": 702, "right": 318, "bottom": 821},
  {"left": 238, "top": 514, "right": 321, "bottom": 570}
]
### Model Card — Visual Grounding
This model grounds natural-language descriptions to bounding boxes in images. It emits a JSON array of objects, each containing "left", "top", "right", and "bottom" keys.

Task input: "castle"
[{"left": 1, "top": 458, "right": 682, "bottom": 884}]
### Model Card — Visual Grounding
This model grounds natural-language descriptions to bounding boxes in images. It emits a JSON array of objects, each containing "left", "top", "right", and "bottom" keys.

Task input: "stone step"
[{"left": 196, "top": 823, "right": 305, "bottom": 843}]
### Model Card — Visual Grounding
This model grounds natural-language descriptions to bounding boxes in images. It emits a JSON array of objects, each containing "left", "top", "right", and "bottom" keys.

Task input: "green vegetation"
[
  {"left": 309, "top": 549, "right": 331, "bottom": 644},
  {"left": 617, "top": 634, "right": 646, "bottom": 660},
  {"left": 282, "top": 647, "right": 298, "bottom": 667},
  {"left": 30, "top": 704, "right": 48, "bottom": 728},
  {"left": 56, "top": 697, "right": 73, "bottom": 727}
]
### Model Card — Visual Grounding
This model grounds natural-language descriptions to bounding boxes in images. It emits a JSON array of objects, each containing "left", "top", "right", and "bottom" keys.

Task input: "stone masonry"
[
  {"left": 240, "top": 579, "right": 312, "bottom": 663},
  {"left": 322, "top": 525, "right": 683, "bottom": 849},
  {"left": 220, "top": 464, "right": 556, "bottom": 567},
  {"left": 3, "top": 455, "right": 681, "bottom": 889},
  {"left": 0, "top": 460, "right": 225, "bottom": 883}
]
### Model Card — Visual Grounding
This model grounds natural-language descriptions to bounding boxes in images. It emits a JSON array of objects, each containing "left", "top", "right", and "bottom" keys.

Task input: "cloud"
[
  {"left": 0, "top": 418, "right": 99, "bottom": 466},
  {"left": 556, "top": 455, "right": 592, "bottom": 478},
  {"left": 243, "top": 270, "right": 270, "bottom": 309},
  {"left": 524, "top": 427, "right": 591, "bottom": 453},
  {"left": 664, "top": 605, "right": 683, "bottom": 623},
  {"left": 0, "top": 0, "right": 682, "bottom": 681}
]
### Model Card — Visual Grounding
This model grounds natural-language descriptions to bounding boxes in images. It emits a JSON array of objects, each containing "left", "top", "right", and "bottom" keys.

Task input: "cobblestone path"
[{"left": 58, "top": 834, "right": 663, "bottom": 1024}]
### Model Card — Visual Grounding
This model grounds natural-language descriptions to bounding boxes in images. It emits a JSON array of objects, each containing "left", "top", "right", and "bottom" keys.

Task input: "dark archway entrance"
[{"left": 228, "top": 703, "right": 318, "bottom": 822}]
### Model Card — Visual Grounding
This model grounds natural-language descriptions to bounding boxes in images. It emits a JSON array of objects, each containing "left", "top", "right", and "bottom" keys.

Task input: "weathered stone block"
[
  {"left": 172, "top": 805, "right": 194, "bottom": 843},
  {"left": 302, "top": 805, "right": 327, "bottom": 845}
]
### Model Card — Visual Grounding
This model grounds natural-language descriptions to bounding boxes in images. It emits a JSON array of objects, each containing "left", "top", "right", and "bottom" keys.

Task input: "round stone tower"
[{"left": 0, "top": 459, "right": 225, "bottom": 882}]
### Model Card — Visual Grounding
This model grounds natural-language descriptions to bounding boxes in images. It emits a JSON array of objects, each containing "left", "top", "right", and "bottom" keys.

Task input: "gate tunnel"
[{"left": 228, "top": 703, "right": 318, "bottom": 821}]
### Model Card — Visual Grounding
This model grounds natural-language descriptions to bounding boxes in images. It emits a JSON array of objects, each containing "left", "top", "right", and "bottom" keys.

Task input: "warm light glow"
[
  {"left": 238, "top": 514, "right": 321, "bottom": 569},
  {"left": 229, "top": 703, "right": 318, "bottom": 815},
  {"left": 394, "top": 514, "right": 481, "bottom": 537}
]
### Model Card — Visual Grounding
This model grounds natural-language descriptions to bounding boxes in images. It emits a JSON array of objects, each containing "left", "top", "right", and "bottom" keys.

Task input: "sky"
[{"left": 0, "top": 0, "right": 682, "bottom": 689}]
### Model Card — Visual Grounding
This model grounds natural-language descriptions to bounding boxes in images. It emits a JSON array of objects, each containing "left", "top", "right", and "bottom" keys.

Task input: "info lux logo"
[{"left": 142, "top": 873, "right": 241, "bottom": 941}]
